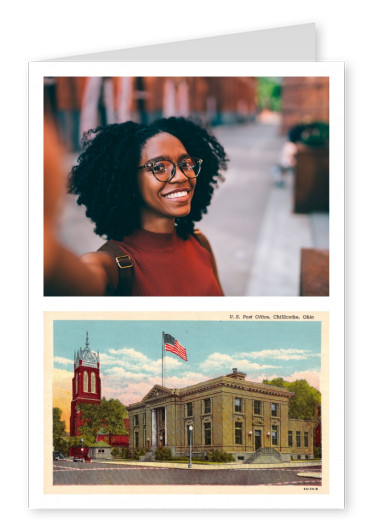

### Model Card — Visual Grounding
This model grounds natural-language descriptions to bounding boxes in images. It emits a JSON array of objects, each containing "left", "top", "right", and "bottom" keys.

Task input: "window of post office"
[
  {"left": 235, "top": 422, "right": 243, "bottom": 444},
  {"left": 135, "top": 431, "right": 139, "bottom": 448},
  {"left": 304, "top": 431, "right": 309, "bottom": 447},
  {"left": 296, "top": 431, "right": 301, "bottom": 447},
  {"left": 254, "top": 400, "right": 262, "bottom": 415},
  {"left": 204, "top": 398, "right": 211, "bottom": 414},
  {"left": 186, "top": 402, "right": 193, "bottom": 417},
  {"left": 134, "top": 415, "right": 139, "bottom": 427},
  {"left": 272, "top": 425, "right": 278, "bottom": 445},
  {"left": 288, "top": 430, "right": 293, "bottom": 447},
  {"left": 235, "top": 397, "right": 242, "bottom": 412},
  {"left": 271, "top": 403, "right": 279, "bottom": 417},
  {"left": 204, "top": 422, "right": 211, "bottom": 445}
]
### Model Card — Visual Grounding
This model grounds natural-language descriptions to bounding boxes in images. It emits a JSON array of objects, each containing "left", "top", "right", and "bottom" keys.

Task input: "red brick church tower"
[{"left": 70, "top": 332, "right": 101, "bottom": 436}]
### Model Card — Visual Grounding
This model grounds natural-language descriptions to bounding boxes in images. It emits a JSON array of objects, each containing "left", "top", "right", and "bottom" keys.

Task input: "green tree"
[
  {"left": 78, "top": 398, "right": 128, "bottom": 445},
  {"left": 53, "top": 407, "right": 69, "bottom": 455},
  {"left": 263, "top": 378, "right": 321, "bottom": 420},
  {"left": 257, "top": 77, "right": 282, "bottom": 112}
]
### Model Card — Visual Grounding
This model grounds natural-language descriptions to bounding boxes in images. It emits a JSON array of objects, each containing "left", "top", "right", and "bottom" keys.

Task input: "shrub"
[
  {"left": 111, "top": 447, "right": 121, "bottom": 458},
  {"left": 207, "top": 449, "right": 235, "bottom": 462},
  {"left": 121, "top": 447, "right": 131, "bottom": 459},
  {"left": 134, "top": 447, "right": 146, "bottom": 460},
  {"left": 155, "top": 446, "right": 172, "bottom": 461},
  {"left": 314, "top": 446, "right": 322, "bottom": 459}
]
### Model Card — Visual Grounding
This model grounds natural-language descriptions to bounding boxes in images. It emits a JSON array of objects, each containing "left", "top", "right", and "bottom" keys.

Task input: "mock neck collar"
[{"left": 121, "top": 228, "right": 178, "bottom": 251}]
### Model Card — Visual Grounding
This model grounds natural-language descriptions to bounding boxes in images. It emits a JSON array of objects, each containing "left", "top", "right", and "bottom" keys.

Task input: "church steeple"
[
  {"left": 70, "top": 332, "right": 101, "bottom": 437},
  {"left": 74, "top": 331, "right": 100, "bottom": 369}
]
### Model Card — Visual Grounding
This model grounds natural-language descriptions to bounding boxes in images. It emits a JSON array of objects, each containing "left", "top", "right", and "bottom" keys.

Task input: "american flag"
[{"left": 163, "top": 333, "right": 187, "bottom": 361}]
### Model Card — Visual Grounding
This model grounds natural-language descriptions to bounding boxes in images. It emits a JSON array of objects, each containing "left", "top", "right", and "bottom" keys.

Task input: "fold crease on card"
[{"left": 48, "top": 23, "right": 315, "bottom": 62}]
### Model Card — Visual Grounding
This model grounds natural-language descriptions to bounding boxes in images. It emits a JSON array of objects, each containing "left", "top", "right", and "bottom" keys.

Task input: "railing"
[{"left": 247, "top": 447, "right": 283, "bottom": 463}]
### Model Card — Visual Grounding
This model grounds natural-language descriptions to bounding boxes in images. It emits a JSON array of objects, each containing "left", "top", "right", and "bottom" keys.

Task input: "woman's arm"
[
  {"left": 44, "top": 117, "right": 118, "bottom": 296},
  {"left": 44, "top": 231, "right": 118, "bottom": 296}
]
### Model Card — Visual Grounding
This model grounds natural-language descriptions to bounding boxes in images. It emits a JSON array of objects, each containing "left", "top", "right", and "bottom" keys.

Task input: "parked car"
[
  {"left": 53, "top": 451, "right": 65, "bottom": 461},
  {"left": 73, "top": 453, "right": 91, "bottom": 462}
]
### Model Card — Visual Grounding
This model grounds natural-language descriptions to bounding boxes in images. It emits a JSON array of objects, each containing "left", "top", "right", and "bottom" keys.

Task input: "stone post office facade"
[{"left": 127, "top": 370, "right": 317, "bottom": 461}]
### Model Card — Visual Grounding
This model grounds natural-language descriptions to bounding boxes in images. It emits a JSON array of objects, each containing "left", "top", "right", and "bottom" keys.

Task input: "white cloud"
[
  {"left": 53, "top": 367, "right": 72, "bottom": 383},
  {"left": 239, "top": 348, "right": 314, "bottom": 361},
  {"left": 199, "top": 352, "right": 279, "bottom": 372},
  {"left": 285, "top": 370, "right": 321, "bottom": 391},
  {"left": 54, "top": 356, "right": 73, "bottom": 366},
  {"left": 109, "top": 347, "right": 149, "bottom": 363}
]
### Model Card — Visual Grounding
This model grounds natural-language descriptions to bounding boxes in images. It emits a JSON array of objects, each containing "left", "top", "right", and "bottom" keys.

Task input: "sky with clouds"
[{"left": 53, "top": 318, "right": 321, "bottom": 429}]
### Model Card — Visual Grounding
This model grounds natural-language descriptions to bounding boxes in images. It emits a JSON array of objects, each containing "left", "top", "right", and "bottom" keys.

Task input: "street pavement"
[
  {"left": 53, "top": 459, "right": 322, "bottom": 486},
  {"left": 58, "top": 119, "right": 329, "bottom": 296}
]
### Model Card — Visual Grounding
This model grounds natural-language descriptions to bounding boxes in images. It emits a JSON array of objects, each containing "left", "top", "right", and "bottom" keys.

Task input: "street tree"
[
  {"left": 263, "top": 378, "right": 321, "bottom": 420},
  {"left": 78, "top": 398, "right": 128, "bottom": 445},
  {"left": 53, "top": 407, "right": 69, "bottom": 455}
]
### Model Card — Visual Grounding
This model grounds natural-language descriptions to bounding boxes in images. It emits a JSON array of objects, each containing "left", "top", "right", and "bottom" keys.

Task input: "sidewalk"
[
  {"left": 95, "top": 458, "right": 322, "bottom": 472},
  {"left": 245, "top": 173, "right": 329, "bottom": 296},
  {"left": 198, "top": 121, "right": 329, "bottom": 296}
]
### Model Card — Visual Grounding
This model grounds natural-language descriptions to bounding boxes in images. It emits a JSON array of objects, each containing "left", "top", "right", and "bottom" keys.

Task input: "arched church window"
[
  {"left": 84, "top": 371, "right": 88, "bottom": 392},
  {"left": 91, "top": 372, "right": 96, "bottom": 393}
]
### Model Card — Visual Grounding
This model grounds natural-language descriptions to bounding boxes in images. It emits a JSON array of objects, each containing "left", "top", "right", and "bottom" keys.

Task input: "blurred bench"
[{"left": 300, "top": 249, "right": 329, "bottom": 296}]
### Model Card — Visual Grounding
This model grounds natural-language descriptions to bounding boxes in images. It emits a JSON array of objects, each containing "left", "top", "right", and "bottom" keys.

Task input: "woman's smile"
[{"left": 162, "top": 187, "right": 191, "bottom": 200}]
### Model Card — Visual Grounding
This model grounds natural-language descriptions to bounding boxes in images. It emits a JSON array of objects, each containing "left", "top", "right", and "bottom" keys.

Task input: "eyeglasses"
[{"left": 138, "top": 156, "right": 203, "bottom": 182}]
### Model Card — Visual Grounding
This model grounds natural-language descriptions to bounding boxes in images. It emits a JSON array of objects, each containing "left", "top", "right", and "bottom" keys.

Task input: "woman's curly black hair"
[{"left": 68, "top": 116, "right": 228, "bottom": 240}]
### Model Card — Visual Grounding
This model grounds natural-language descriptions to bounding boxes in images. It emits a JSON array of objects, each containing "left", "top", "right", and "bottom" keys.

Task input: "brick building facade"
[{"left": 280, "top": 77, "right": 329, "bottom": 135}]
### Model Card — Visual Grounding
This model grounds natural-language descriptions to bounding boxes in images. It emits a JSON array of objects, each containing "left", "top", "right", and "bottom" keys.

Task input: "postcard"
[{"left": 41, "top": 311, "right": 333, "bottom": 509}]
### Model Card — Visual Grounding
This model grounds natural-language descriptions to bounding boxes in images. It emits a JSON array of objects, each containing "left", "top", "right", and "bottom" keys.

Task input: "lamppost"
[{"left": 188, "top": 425, "right": 193, "bottom": 469}]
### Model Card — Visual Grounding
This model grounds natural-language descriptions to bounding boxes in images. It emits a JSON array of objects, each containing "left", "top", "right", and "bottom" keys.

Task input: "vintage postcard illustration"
[{"left": 44, "top": 311, "right": 328, "bottom": 503}]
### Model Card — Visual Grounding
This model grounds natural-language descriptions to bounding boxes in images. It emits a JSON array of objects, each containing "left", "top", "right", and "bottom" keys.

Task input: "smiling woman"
[{"left": 44, "top": 117, "right": 228, "bottom": 296}]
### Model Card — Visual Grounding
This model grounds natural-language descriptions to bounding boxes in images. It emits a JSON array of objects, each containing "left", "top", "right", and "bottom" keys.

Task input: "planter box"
[{"left": 294, "top": 143, "right": 329, "bottom": 213}]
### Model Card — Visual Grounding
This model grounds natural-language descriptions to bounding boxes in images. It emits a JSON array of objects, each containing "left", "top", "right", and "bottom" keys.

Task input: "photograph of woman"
[{"left": 44, "top": 75, "right": 330, "bottom": 297}]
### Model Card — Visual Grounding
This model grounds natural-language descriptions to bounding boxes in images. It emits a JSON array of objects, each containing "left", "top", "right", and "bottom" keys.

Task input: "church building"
[
  {"left": 69, "top": 333, "right": 129, "bottom": 448},
  {"left": 70, "top": 332, "right": 101, "bottom": 437},
  {"left": 127, "top": 369, "right": 317, "bottom": 462}
]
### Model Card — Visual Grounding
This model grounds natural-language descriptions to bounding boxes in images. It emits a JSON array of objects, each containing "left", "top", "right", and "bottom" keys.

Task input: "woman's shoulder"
[{"left": 191, "top": 228, "right": 213, "bottom": 253}]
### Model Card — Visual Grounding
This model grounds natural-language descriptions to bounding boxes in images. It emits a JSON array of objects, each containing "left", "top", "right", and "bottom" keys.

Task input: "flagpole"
[{"left": 161, "top": 331, "right": 164, "bottom": 387}]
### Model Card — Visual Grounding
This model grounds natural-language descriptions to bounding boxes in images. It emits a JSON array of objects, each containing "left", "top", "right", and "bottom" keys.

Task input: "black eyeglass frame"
[{"left": 138, "top": 156, "right": 203, "bottom": 182}]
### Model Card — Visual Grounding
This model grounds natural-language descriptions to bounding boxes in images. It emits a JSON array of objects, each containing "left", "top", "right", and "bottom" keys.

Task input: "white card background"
[{"left": 29, "top": 59, "right": 344, "bottom": 510}]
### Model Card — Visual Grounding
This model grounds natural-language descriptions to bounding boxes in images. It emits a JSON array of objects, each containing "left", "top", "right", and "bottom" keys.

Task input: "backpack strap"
[
  {"left": 97, "top": 231, "right": 222, "bottom": 296},
  {"left": 97, "top": 240, "right": 133, "bottom": 296},
  {"left": 193, "top": 229, "right": 223, "bottom": 294}
]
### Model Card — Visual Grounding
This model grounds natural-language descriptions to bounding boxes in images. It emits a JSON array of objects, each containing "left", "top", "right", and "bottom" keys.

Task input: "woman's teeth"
[{"left": 164, "top": 191, "right": 188, "bottom": 199}]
